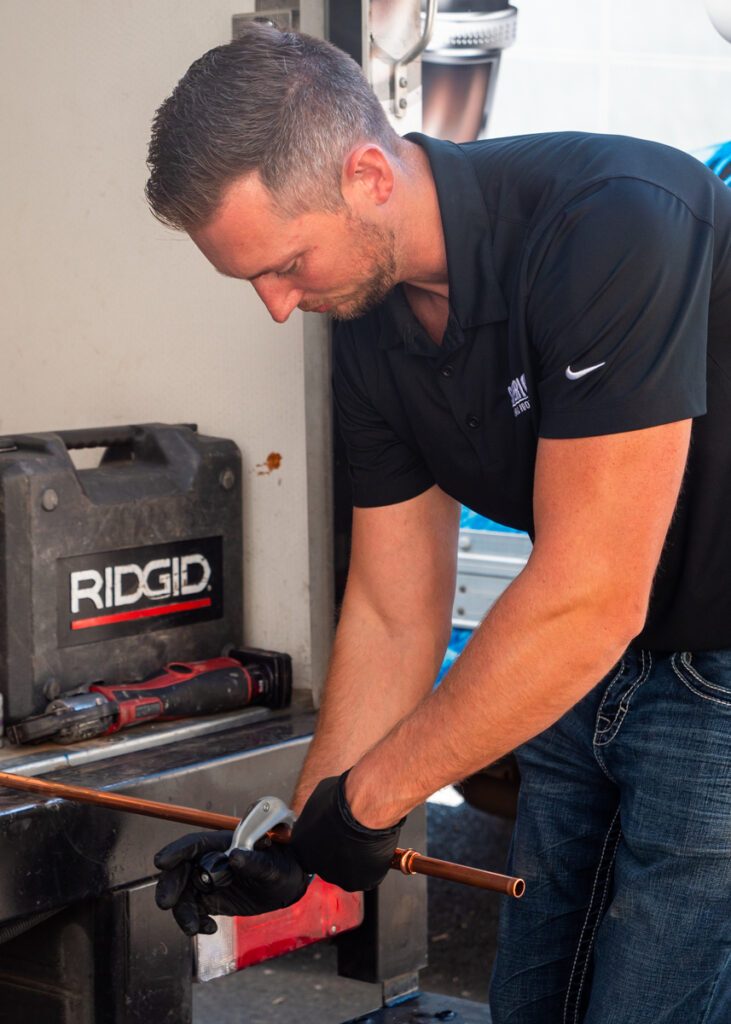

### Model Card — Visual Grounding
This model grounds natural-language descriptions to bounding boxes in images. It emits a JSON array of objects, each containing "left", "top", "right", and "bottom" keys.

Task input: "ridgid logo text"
[
  {"left": 59, "top": 537, "right": 223, "bottom": 643},
  {"left": 70, "top": 554, "right": 211, "bottom": 613}
]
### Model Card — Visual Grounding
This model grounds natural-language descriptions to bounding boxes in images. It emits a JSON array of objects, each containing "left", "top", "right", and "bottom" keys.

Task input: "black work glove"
[
  {"left": 290, "top": 771, "right": 404, "bottom": 892},
  {"left": 154, "top": 830, "right": 309, "bottom": 936}
]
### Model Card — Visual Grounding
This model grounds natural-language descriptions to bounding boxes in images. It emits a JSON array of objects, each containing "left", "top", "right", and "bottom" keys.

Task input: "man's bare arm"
[
  {"left": 291, "top": 484, "right": 461, "bottom": 813},
  {"left": 345, "top": 420, "right": 693, "bottom": 828}
]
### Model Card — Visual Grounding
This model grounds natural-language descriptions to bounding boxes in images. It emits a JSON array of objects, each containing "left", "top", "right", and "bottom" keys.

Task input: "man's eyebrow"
[
  {"left": 215, "top": 251, "right": 306, "bottom": 282},
  {"left": 249, "top": 251, "right": 306, "bottom": 279}
]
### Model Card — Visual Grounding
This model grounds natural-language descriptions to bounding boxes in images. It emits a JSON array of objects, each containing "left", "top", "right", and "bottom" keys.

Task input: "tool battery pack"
[{"left": 0, "top": 424, "right": 243, "bottom": 723}]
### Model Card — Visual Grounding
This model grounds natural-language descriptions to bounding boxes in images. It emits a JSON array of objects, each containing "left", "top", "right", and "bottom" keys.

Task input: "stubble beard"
[{"left": 330, "top": 218, "right": 397, "bottom": 321}]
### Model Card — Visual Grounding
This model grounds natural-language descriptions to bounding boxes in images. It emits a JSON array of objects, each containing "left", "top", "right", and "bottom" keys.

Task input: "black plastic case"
[{"left": 0, "top": 424, "right": 243, "bottom": 721}]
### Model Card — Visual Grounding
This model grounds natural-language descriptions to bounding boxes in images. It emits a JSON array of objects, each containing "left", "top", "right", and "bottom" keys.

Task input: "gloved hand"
[
  {"left": 290, "top": 771, "right": 404, "bottom": 892},
  {"left": 154, "top": 830, "right": 309, "bottom": 936}
]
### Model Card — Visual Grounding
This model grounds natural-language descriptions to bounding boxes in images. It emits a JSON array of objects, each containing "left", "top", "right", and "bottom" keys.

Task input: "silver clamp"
[
  {"left": 194, "top": 795, "right": 297, "bottom": 892},
  {"left": 228, "top": 796, "right": 297, "bottom": 853}
]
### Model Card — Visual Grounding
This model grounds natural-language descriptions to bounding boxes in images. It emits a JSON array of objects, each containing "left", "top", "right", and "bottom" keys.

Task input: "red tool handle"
[{"left": 91, "top": 657, "right": 269, "bottom": 734}]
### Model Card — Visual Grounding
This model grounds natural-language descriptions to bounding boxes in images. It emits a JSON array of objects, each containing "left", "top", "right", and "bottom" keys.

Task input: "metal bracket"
[
  {"left": 382, "top": 970, "right": 420, "bottom": 1007},
  {"left": 371, "top": 0, "right": 438, "bottom": 118}
]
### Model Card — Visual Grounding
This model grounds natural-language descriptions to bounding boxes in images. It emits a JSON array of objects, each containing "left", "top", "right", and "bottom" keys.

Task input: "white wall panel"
[
  {"left": 489, "top": 57, "right": 602, "bottom": 138},
  {"left": 0, "top": 1, "right": 332, "bottom": 696},
  {"left": 607, "top": 61, "right": 731, "bottom": 151},
  {"left": 489, "top": 0, "right": 731, "bottom": 151},
  {"left": 610, "top": 0, "right": 731, "bottom": 57}
]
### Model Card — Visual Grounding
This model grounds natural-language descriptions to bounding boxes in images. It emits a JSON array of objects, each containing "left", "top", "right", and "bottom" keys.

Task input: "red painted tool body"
[{"left": 7, "top": 648, "right": 291, "bottom": 745}]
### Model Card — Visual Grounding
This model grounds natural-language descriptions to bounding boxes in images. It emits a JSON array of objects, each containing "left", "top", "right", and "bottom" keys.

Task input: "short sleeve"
[
  {"left": 332, "top": 322, "right": 434, "bottom": 507},
  {"left": 527, "top": 177, "right": 712, "bottom": 438}
]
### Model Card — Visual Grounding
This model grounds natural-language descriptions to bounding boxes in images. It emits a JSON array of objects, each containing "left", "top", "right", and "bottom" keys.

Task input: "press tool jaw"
[{"left": 195, "top": 796, "right": 297, "bottom": 892}]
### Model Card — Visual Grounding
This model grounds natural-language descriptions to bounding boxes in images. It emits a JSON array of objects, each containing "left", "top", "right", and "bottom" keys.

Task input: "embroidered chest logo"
[{"left": 507, "top": 374, "right": 531, "bottom": 417}]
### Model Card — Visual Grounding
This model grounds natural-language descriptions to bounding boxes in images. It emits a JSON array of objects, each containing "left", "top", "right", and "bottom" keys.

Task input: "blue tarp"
[
  {"left": 437, "top": 626, "right": 471, "bottom": 684},
  {"left": 459, "top": 508, "right": 521, "bottom": 532},
  {"left": 698, "top": 140, "right": 731, "bottom": 184}
]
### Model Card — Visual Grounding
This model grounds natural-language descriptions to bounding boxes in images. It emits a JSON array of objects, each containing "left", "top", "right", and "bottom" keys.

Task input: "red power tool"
[{"left": 6, "top": 647, "right": 291, "bottom": 745}]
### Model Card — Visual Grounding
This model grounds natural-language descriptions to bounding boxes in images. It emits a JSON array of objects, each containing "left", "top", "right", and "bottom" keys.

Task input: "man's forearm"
[
  {"left": 344, "top": 422, "right": 692, "bottom": 829},
  {"left": 345, "top": 559, "right": 641, "bottom": 828},
  {"left": 291, "top": 598, "right": 450, "bottom": 813}
]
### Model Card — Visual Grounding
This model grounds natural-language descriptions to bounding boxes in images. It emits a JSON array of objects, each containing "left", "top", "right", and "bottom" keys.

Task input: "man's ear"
[{"left": 341, "top": 145, "right": 395, "bottom": 207}]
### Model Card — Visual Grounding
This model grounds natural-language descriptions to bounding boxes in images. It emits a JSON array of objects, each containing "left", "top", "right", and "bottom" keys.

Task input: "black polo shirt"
[{"left": 333, "top": 132, "right": 731, "bottom": 650}]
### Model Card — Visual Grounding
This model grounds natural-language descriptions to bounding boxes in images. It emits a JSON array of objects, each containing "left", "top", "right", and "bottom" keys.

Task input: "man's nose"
[{"left": 252, "top": 276, "right": 303, "bottom": 324}]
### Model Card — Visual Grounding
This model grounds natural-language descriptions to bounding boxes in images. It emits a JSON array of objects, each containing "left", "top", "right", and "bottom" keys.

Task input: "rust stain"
[{"left": 255, "top": 451, "right": 282, "bottom": 475}]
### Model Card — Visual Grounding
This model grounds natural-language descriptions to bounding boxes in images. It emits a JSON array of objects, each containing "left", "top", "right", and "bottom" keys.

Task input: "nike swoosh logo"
[{"left": 565, "top": 361, "right": 606, "bottom": 380}]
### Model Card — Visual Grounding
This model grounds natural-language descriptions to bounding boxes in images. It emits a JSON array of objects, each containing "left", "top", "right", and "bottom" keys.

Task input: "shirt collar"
[
  {"left": 407, "top": 133, "right": 508, "bottom": 330},
  {"left": 375, "top": 285, "right": 466, "bottom": 356},
  {"left": 373, "top": 134, "right": 507, "bottom": 353}
]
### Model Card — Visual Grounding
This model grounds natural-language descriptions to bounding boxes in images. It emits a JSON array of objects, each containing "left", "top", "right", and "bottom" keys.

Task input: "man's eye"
[{"left": 277, "top": 261, "right": 299, "bottom": 277}]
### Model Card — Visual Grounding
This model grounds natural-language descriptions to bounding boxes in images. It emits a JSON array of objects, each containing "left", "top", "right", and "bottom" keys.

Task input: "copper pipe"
[
  {"left": 0, "top": 770, "right": 524, "bottom": 897},
  {"left": 391, "top": 847, "right": 524, "bottom": 898},
  {"left": 0, "top": 769, "right": 240, "bottom": 831}
]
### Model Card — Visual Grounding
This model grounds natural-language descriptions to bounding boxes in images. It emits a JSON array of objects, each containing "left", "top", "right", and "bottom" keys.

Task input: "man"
[{"left": 147, "top": 24, "right": 731, "bottom": 1024}]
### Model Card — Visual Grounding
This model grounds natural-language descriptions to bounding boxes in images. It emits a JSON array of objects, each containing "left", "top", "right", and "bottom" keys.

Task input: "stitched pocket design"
[
  {"left": 672, "top": 652, "right": 731, "bottom": 708},
  {"left": 594, "top": 652, "right": 651, "bottom": 747}
]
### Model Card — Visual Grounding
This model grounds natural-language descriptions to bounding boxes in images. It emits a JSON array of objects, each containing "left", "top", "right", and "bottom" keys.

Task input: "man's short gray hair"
[{"left": 146, "top": 23, "right": 399, "bottom": 231}]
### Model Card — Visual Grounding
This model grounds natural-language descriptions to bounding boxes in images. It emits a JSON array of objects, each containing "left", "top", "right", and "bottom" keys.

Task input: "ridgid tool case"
[
  {"left": 0, "top": 423, "right": 426, "bottom": 1024},
  {"left": 0, "top": 423, "right": 243, "bottom": 723}
]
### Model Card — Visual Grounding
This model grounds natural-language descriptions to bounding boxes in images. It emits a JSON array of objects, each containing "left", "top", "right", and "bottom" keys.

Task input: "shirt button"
[
  {"left": 466, "top": 414, "right": 480, "bottom": 429},
  {"left": 440, "top": 364, "right": 454, "bottom": 378}
]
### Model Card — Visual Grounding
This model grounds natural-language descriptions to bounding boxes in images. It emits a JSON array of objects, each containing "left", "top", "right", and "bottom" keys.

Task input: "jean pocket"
[
  {"left": 672, "top": 650, "right": 731, "bottom": 708},
  {"left": 594, "top": 654, "right": 650, "bottom": 744}
]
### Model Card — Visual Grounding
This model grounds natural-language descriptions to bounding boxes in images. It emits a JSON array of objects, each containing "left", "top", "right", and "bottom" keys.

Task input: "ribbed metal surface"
[
  {"left": 425, "top": 6, "right": 517, "bottom": 59},
  {"left": 452, "top": 529, "right": 532, "bottom": 629}
]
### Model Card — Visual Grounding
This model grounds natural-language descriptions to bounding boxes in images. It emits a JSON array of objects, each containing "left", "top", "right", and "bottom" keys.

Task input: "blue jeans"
[{"left": 490, "top": 647, "right": 731, "bottom": 1024}]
